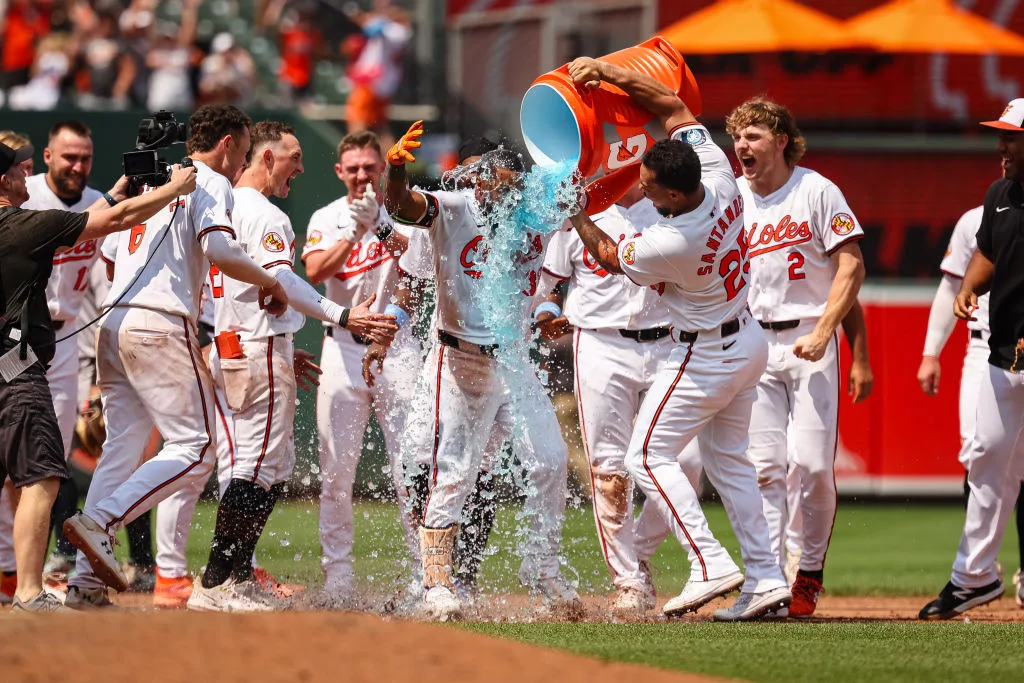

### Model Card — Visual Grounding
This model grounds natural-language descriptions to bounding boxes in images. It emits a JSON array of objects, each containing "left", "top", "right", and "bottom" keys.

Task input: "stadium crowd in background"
[{"left": 0, "top": 0, "right": 411, "bottom": 113}]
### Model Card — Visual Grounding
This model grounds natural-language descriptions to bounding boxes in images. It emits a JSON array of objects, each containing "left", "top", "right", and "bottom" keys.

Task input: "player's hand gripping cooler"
[{"left": 520, "top": 36, "right": 701, "bottom": 213}]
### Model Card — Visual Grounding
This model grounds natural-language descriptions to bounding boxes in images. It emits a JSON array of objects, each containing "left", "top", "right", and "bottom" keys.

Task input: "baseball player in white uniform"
[
  {"left": 187, "top": 121, "right": 396, "bottom": 611},
  {"left": 19, "top": 122, "right": 104, "bottom": 576},
  {"left": 62, "top": 105, "right": 296, "bottom": 608},
  {"left": 726, "top": 98, "right": 866, "bottom": 617},
  {"left": 301, "top": 131, "right": 418, "bottom": 601},
  {"left": 566, "top": 57, "right": 790, "bottom": 621},
  {"left": 538, "top": 186, "right": 700, "bottom": 618},
  {"left": 921, "top": 100, "right": 1024, "bottom": 618},
  {"left": 383, "top": 123, "right": 579, "bottom": 621}
]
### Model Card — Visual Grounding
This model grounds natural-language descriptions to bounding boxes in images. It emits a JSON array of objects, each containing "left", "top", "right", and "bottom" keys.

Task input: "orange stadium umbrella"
[
  {"left": 661, "top": 0, "right": 865, "bottom": 54},
  {"left": 846, "top": 0, "right": 1024, "bottom": 55}
]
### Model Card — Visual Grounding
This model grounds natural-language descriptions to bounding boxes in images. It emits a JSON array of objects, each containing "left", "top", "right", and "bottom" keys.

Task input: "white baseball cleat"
[
  {"left": 422, "top": 586, "right": 461, "bottom": 621},
  {"left": 1014, "top": 569, "right": 1024, "bottom": 609},
  {"left": 186, "top": 578, "right": 275, "bottom": 613},
  {"left": 532, "top": 576, "right": 584, "bottom": 620},
  {"left": 663, "top": 571, "right": 745, "bottom": 617},
  {"left": 610, "top": 586, "right": 649, "bottom": 619},
  {"left": 64, "top": 585, "right": 118, "bottom": 610},
  {"left": 62, "top": 513, "right": 128, "bottom": 592},
  {"left": 713, "top": 586, "right": 793, "bottom": 622}
]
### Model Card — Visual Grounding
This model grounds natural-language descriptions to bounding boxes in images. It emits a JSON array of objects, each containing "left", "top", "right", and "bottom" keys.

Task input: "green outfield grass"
[
  {"left": 133, "top": 498, "right": 1022, "bottom": 598},
  {"left": 460, "top": 622, "right": 1024, "bottom": 683}
]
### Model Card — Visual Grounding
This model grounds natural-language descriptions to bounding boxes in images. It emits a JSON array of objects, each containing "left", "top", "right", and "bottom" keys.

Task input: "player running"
[{"left": 726, "top": 98, "right": 866, "bottom": 617}]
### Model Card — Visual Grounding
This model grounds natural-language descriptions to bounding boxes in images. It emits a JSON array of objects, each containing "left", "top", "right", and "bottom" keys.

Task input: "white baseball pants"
[
  {"left": 47, "top": 329, "right": 81, "bottom": 457},
  {"left": 421, "top": 342, "right": 569, "bottom": 581},
  {"left": 625, "top": 316, "right": 786, "bottom": 594},
  {"left": 958, "top": 335, "right": 990, "bottom": 469},
  {"left": 951, "top": 363, "right": 1024, "bottom": 589},
  {"left": 747, "top": 320, "right": 840, "bottom": 574},
  {"left": 70, "top": 307, "right": 217, "bottom": 591},
  {"left": 317, "top": 330, "right": 421, "bottom": 588},
  {"left": 573, "top": 327, "right": 701, "bottom": 591}
]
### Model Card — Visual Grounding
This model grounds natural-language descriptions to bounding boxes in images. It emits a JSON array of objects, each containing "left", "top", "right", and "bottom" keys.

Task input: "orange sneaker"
[
  {"left": 153, "top": 569, "right": 194, "bottom": 609},
  {"left": 253, "top": 567, "right": 304, "bottom": 599},
  {"left": 0, "top": 571, "right": 16, "bottom": 605},
  {"left": 789, "top": 573, "right": 824, "bottom": 617}
]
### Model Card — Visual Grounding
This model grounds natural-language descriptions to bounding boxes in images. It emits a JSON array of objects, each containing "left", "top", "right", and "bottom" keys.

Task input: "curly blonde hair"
[
  {"left": 0, "top": 130, "right": 31, "bottom": 150},
  {"left": 725, "top": 98, "right": 806, "bottom": 167}
]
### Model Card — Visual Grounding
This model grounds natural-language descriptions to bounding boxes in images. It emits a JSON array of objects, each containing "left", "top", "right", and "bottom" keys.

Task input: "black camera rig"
[{"left": 122, "top": 111, "right": 189, "bottom": 197}]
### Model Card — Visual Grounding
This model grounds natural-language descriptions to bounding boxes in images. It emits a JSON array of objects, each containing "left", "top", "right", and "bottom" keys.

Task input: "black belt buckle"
[
  {"left": 970, "top": 329, "right": 983, "bottom": 340},
  {"left": 675, "top": 315, "right": 742, "bottom": 344},
  {"left": 758, "top": 319, "right": 800, "bottom": 331},
  {"left": 619, "top": 327, "right": 670, "bottom": 342}
]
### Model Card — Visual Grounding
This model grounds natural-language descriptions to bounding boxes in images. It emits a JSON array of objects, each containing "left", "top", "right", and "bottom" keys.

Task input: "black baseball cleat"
[{"left": 918, "top": 580, "right": 1004, "bottom": 620}]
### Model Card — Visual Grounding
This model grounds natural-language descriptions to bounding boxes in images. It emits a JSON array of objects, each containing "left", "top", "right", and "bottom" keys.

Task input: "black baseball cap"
[
  {"left": 0, "top": 142, "right": 34, "bottom": 175},
  {"left": 458, "top": 136, "right": 499, "bottom": 164}
]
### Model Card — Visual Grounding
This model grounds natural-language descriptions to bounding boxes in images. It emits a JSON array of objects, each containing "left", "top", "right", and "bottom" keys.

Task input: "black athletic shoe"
[{"left": 918, "top": 580, "right": 1004, "bottom": 620}]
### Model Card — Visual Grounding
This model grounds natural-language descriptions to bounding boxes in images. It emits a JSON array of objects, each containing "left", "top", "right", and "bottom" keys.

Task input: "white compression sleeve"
[
  {"left": 923, "top": 274, "right": 960, "bottom": 357},
  {"left": 275, "top": 269, "right": 345, "bottom": 325},
  {"left": 201, "top": 230, "right": 276, "bottom": 288}
]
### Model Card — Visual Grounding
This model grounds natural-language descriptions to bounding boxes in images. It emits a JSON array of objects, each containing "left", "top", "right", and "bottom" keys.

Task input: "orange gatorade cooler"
[{"left": 520, "top": 36, "right": 702, "bottom": 180}]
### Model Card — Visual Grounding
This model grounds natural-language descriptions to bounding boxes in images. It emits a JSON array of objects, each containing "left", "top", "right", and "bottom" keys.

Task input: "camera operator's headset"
[{"left": 54, "top": 157, "right": 194, "bottom": 347}]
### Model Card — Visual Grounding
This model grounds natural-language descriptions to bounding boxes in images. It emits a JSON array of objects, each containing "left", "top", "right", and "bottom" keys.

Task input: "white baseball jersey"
[
  {"left": 617, "top": 124, "right": 748, "bottom": 332},
  {"left": 212, "top": 186, "right": 303, "bottom": 341},
  {"left": 23, "top": 173, "right": 104, "bottom": 321},
  {"left": 103, "top": 160, "right": 234, "bottom": 322},
  {"left": 940, "top": 206, "right": 989, "bottom": 335},
  {"left": 410, "top": 189, "right": 549, "bottom": 345},
  {"left": 543, "top": 203, "right": 671, "bottom": 330},
  {"left": 301, "top": 198, "right": 407, "bottom": 316},
  {"left": 739, "top": 167, "right": 864, "bottom": 323},
  {"left": 398, "top": 227, "right": 433, "bottom": 280}
]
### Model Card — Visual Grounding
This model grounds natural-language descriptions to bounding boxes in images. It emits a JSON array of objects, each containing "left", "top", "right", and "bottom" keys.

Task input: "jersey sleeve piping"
[
  {"left": 197, "top": 225, "right": 236, "bottom": 241},
  {"left": 825, "top": 233, "right": 863, "bottom": 256}
]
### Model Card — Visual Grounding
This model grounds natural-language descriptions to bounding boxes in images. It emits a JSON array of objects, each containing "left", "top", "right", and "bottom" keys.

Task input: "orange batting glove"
[{"left": 387, "top": 120, "right": 423, "bottom": 166}]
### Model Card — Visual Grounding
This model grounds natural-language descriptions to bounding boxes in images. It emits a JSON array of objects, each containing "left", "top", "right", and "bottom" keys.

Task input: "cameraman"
[
  {"left": 62, "top": 105, "right": 292, "bottom": 609},
  {"left": 0, "top": 141, "right": 198, "bottom": 612}
]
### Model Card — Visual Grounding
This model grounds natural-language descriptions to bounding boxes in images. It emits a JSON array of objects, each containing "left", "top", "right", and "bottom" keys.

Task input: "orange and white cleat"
[
  {"left": 153, "top": 569, "right": 194, "bottom": 609},
  {"left": 253, "top": 567, "right": 304, "bottom": 599},
  {"left": 789, "top": 573, "right": 824, "bottom": 617}
]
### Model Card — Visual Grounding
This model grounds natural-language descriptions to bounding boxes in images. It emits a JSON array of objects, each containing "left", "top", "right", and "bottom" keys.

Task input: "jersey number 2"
[
  {"left": 127, "top": 224, "right": 146, "bottom": 255},
  {"left": 787, "top": 252, "right": 806, "bottom": 281}
]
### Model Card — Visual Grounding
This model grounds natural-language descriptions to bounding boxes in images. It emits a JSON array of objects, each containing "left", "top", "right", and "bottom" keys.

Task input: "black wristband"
[
  {"left": 103, "top": 192, "right": 118, "bottom": 207},
  {"left": 338, "top": 308, "right": 350, "bottom": 328}
]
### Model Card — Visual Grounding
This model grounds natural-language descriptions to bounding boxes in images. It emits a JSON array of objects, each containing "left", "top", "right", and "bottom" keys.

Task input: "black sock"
[
  {"left": 231, "top": 483, "right": 283, "bottom": 582},
  {"left": 125, "top": 510, "right": 155, "bottom": 567},
  {"left": 202, "top": 479, "right": 273, "bottom": 588},
  {"left": 50, "top": 477, "right": 78, "bottom": 556},
  {"left": 454, "top": 471, "right": 496, "bottom": 588},
  {"left": 1017, "top": 483, "right": 1024, "bottom": 570},
  {"left": 407, "top": 464, "right": 430, "bottom": 522},
  {"left": 798, "top": 568, "right": 824, "bottom": 584}
]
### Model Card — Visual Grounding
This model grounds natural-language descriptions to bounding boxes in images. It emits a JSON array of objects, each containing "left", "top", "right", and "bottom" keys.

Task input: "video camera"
[{"left": 122, "top": 111, "right": 190, "bottom": 197}]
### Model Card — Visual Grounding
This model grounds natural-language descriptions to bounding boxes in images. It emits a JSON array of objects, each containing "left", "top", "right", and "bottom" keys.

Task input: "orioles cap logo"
[{"left": 263, "top": 231, "right": 286, "bottom": 253}]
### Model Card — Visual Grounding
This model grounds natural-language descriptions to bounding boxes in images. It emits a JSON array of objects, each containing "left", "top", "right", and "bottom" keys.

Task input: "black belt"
[
  {"left": 675, "top": 316, "right": 742, "bottom": 344},
  {"left": 437, "top": 330, "right": 498, "bottom": 357},
  {"left": 971, "top": 329, "right": 983, "bottom": 340},
  {"left": 619, "top": 327, "right": 670, "bottom": 342},
  {"left": 325, "top": 327, "right": 370, "bottom": 345},
  {"left": 52, "top": 320, "right": 65, "bottom": 331},
  {"left": 758, "top": 319, "right": 800, "bottom": 331}
]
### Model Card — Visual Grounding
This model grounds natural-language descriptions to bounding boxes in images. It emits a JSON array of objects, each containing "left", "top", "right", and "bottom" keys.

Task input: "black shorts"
[{"left": 0, "top": 364, "right": 69, "bottom": 487}]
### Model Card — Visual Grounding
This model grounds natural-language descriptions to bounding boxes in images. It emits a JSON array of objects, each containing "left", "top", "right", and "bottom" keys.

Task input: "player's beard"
[{"left": 51, "top": 169, "right": 87, "bottom": 201}]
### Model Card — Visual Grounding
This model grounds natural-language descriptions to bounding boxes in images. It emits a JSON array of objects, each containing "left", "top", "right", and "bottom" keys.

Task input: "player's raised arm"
[
  {"left": 383, "top": 121, "right": 429, "bottom": 225},
  {"left": 567, "top": 57, "right": 696, "bottom": 134}
]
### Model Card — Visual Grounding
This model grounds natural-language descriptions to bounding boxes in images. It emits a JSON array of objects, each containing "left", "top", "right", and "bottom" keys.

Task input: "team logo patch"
[
  {"left": 263, "top": 232, "right": 286, "bottom": 252},
  {"left": 622, "top": 241, "right": 636, "bottom": 265},
  {"left": 830, "top": 213, "right": 855, "bottom": 236},
  {"left": 306, "top": 230, "right": 323, "bottom": 247},
  {"left": 684, "top": 128, "right": 707, "bottom": 146}
]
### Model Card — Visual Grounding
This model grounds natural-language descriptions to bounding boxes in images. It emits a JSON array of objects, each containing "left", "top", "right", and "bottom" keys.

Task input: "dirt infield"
[{"left": 2, "top": 594, "right": 1021, "bottom": 683}]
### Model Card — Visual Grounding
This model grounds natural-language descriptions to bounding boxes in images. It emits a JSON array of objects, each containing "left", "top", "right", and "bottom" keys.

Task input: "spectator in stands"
[
  {"left": 1, "top": 0, "right": 54, "bottom": 95},
  {"left": 344, "top": 0, "right": 411, "bottom": 136},
  {"left": 73, "top": 1, "right": 135, "bottom": 110},
  {"left": 198, "top": 32, "right": 256, "bottom": 107},
  {"left": 6, "top": 33, "right": 70, "bottom": 111},
  {"left": 119, "top": 0, "right": 157, "bottom": 109},
  {"left": 277, "top": 1, "right": 325, "bottom": 105}
]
